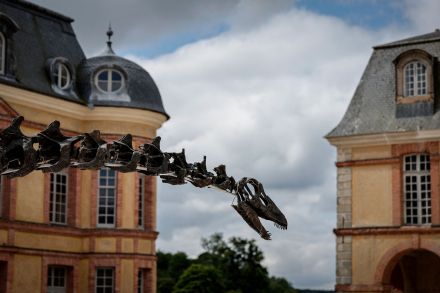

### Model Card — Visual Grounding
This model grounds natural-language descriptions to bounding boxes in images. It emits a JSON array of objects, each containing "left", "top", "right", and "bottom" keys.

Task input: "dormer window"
[
  {"left": 54, "top": 62, "right": 71, "bottom": 90},
  {"left": 404, "top": 61, "right": 427, "bottom": 97},
  {"left": 0, "top": 32, "right": 5, "bottom": 75},
  {"left": 0, "top": 13, "right": 19, "bottom": 78},
  {"left": 95, "top": 69, "right": 124, "bottom": 93},
  {"left": 394, "top": 50, "right": 434, "bottom": 105},
  {"left": 46, "top": 58, "right": 73, "bottom": 92}
]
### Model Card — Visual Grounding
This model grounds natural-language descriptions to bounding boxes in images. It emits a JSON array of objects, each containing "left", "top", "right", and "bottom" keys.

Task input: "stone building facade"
[
  {"left": 327, "top": 30, "right": 440, "bottom": 292},
  {"left": 0, "top": 1, "right": 168, "bottom": 292}
]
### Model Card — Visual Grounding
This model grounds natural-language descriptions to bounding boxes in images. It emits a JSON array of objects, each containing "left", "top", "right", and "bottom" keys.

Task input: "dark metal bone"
[{"left": 0, "top": 116, "right": 288, "bottom": 240}]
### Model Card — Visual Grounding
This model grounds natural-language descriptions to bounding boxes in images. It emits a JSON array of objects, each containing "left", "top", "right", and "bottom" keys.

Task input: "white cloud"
[
  {"left": 33, "top": 0, "right": 440, "bottom": 289},
  {"left": 131, "top": 7, "right": 382, "bottom": 289},
  {"left": 403, "top": 0, "right": 440, "bottom": 33}
]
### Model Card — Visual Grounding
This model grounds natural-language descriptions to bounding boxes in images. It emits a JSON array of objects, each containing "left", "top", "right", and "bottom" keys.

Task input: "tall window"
[
  {"left": 0, "top": 261, "right": 7, "bottom": 293},
  {"left": 403, "top": 154, "right": 431, "bottom": 225},
  {"left": 98, "top": 168, "right": 116, "bottom": 227},
  {"left": 138, "top": 175, "right": 145, "bottom": 228},
  {"left": 47, "top": 266, "right": 67, "bottom": 293},
  {"left": 95, "top": 69, "right": 124, "bottom": 93},
  {"left": 95, "top": 267, "right": 114, "bottom": 293},
  {"left": 137, "top": 269, "right": 144, "bottom": 293},
  {"left": 50, "top": 172, "right": 68, "bottom": 225},
  {"left": 0, "top": 176, "right": 3, "bottom": 217},
  {"left": 0, "top": 32, "right": 5, "bottom": 75},
  {"left": 404, "top": 61, "right": 427, "bottom": 97}
]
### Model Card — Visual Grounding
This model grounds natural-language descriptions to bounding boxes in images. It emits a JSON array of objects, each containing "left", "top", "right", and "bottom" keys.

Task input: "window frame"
[
  {"left": 0, "top": 176, "right": 3, "bottom": 218},
  {"left": 49, "top": 171, "right": 69, "bottom": 225},
  {"left": 394, "top": 49, "right": 434, "bottom": 104},
  {"left": 95, "top": 267, "right": 114, "bottom": 293},
  {"left": 404, "top": 61, "right": 428, "bottom": 97},
  {"left": 0, "top": 32, "right": 5, "bottom": 75},
  {"left": 54, "top": 62, "right": 71, "bottom": 90},
  {"left": 47, "top": 266, "right": 68, "bottom": 293},
  {"left": 403, "top": 153, "right": 432, "bottom": 225},
  {"left": 97, "top": 168, "right": 117, "bottom": 228},
  {"left": 137, "top": 175, "right": 145, "bottom": 228},
  {"left": 94, "top": 68, "right": 125, "bottom": 94}
]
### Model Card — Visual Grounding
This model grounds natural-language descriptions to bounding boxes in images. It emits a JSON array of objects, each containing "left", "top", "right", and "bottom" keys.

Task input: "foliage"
[
  {"left": 297, "top": 289, "right": 335, "bottom": 293},
  {"left": 269, "top": 276, "right": 299, "bottom": 293},
  {"left": 173, "top": 264, "right": 225, "bottom": 293},
  {"left": 157, "top": 233, "right": 298, "bottom": 293},
  {"left": 157, "top": 251, "right": 192, "bottom": 293},
  {"left": 199, "top": 233, "right": 269, "bottom": 293}
]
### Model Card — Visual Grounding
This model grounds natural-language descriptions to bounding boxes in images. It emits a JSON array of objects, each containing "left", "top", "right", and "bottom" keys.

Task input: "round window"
[
  {"left": 95, "top": 69, "right": 124, "bottom": 93},
  {"left": 54, "top": 63, "right": 71, "bottom": 90}
]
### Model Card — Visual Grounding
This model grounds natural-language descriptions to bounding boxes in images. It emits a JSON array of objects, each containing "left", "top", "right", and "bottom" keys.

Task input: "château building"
[
  {"left": 0, "top": 0, "right": 168, "bottom": 292},
  {"left": 327, "top": 30, "right": 440, "bottom": 292}
]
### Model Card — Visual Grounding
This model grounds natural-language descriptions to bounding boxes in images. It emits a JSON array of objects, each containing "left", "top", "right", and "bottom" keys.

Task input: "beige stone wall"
[
  {"left": 12, "top": 255, "right": 41, "bottom": 293},
  {"left": 352, "top": 165, "right": 393, "bottom": 227},
  {"left": 352, "top": 233, "right": 440, "bottom": 285},
  {"left": 15, "top": 172, "right": 45, "bottom": 223},
  {"left": 0, "top": 84, "right": 165, "bottom": 293},
  {"left": 351, "top": 145, "right": 391, "bottom": 161}
]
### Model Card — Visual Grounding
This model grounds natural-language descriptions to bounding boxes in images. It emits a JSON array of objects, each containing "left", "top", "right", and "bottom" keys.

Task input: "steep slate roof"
[
  {"left": 0, "top": 0, "right": 168, "bottom": 118},
  {"left": 77, "top": 54, "right": 168, "bottom": 116},
  {"left": 375, "top": 29, "right": 440, "bottom": 49},
  {"left": 0, "top": 0, "right": 85, "bottom": 103},
  {"left": 327, "top": 30, "right": 440, "bottom": 138}
]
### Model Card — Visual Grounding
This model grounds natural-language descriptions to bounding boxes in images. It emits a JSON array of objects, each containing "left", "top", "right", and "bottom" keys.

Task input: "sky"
[{"left": 32, "top": 0, "right": 440, "bottom": 289}]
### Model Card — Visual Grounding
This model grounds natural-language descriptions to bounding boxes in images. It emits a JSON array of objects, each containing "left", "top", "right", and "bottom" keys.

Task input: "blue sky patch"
[
  {"left": 297, "top": 0, "right": 407, "bottom": 30},
  {"left": 120, "top": 22, "right": 230, "bottom": 59}
]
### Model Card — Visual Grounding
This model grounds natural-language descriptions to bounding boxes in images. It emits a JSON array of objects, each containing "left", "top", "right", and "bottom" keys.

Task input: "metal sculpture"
[{"left": 0, "top": 117, "right": 288, "bottom": 240}]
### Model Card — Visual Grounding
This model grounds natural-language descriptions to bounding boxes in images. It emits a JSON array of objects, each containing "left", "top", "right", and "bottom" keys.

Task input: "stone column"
[{"left": 336, "top": 147, "right": 352, "bottom": 287}]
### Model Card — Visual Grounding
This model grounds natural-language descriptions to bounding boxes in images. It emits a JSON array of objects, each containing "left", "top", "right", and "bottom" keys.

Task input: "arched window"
[
  {"left": 95, "top": 69, "right": 124, "bottom": 93},
  {"left": 394, "top": 50, "right": 433, "bottom": 105},
  {"left": 0, "top": 32, "right": 5, "bottom": 75},
  {"left": 404, "top": 61, "right": 427, "bottom": 97},
  {"left": 54, "top": 62, "right": 71, "bottom": 90}
]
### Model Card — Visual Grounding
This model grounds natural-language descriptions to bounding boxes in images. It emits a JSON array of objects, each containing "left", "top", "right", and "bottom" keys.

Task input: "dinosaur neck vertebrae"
[{"left": 0, "top": 116, "right": 287, "bottom": 240}]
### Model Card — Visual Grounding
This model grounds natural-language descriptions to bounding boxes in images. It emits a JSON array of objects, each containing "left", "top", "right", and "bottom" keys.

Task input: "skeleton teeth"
[{"left": 274, "top": 223, "right": 287, "bottom": 230}]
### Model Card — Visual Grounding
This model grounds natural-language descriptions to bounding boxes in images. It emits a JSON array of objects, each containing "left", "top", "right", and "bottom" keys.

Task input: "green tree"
[
  {"left": 173, "top": 264, "right": 225, "bottom": 293},
  {"left": 168, "top": 252, "right": 191, "bottom": 280},
  {"left": 269, "top": 276, "right": 298, "bottom": 293},
  {"left": 199, "top": 233, "right": 269, "bottom": 293},
  {"left": 157, "top": 251, "right": 192, "bottom": 293},
  {"left": 158, "top": 234, "right": 298, "bottom": 293}
]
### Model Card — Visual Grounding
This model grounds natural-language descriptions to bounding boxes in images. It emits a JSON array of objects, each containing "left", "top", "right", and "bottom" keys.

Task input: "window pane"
[
  {"left": 98, "top": 71, "right": 108, "bottom": 81},
  {"left": 404, "top": 61, "right": 428, "bottom": 97},
  {"left": 97, "top": 168, "right": 116, "bottom": 227},
  {"left": 50, "top": 172, "right": 68, "bottom": 225},
  {"left": 57, "top": 63, "right": 71, "bottom": 89},
  {"left": 138, "top": 176, "right": 145, "bottom": 227},
  {"left": 0, "top": 33, "right": 5, "bottom": 74},
  {"left": 111, "top": 81, "right": 122, "bottom": 92},
  {"left": 96, "top": 268, "right": 114, "bottom": 293},
  {"left": 98, "top": 81, "right": 107, "bottom": 91},
  {"left": 112, "top": 71, "right": 122, "bottom": 81},
  {"left": 403, "top": 154, "right": 431, "bottom": 225}
]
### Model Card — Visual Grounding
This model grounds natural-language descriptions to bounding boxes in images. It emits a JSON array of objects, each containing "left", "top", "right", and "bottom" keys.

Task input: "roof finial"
[{"left": 105, "top": 23, "right": 115, "bottom": 55}]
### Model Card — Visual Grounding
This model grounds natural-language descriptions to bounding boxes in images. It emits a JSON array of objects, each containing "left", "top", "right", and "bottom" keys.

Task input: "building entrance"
[{"left": 389, "top": 250, "right": 440, "bottom": 292}]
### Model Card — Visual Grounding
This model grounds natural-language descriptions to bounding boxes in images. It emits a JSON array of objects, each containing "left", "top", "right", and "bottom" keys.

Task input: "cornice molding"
[
  {"left": 326, "top": 129, "right": 440, "bottom": 147},
  {"left": 334, "top": 225, "right": 440, "bottom": 236},
  {"left": 0, "top": 84, "right": 168, "bottom": 134}
]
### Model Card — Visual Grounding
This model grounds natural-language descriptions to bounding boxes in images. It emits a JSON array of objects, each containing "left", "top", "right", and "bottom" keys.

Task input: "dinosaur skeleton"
[{"left": 0, "top": 116, "right": 288, "bottom": 240}]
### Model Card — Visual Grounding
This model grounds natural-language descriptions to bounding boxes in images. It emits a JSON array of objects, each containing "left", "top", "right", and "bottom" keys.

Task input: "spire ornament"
[{"left": 104, "top": 23, "right": 115, "bottom": 55}]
